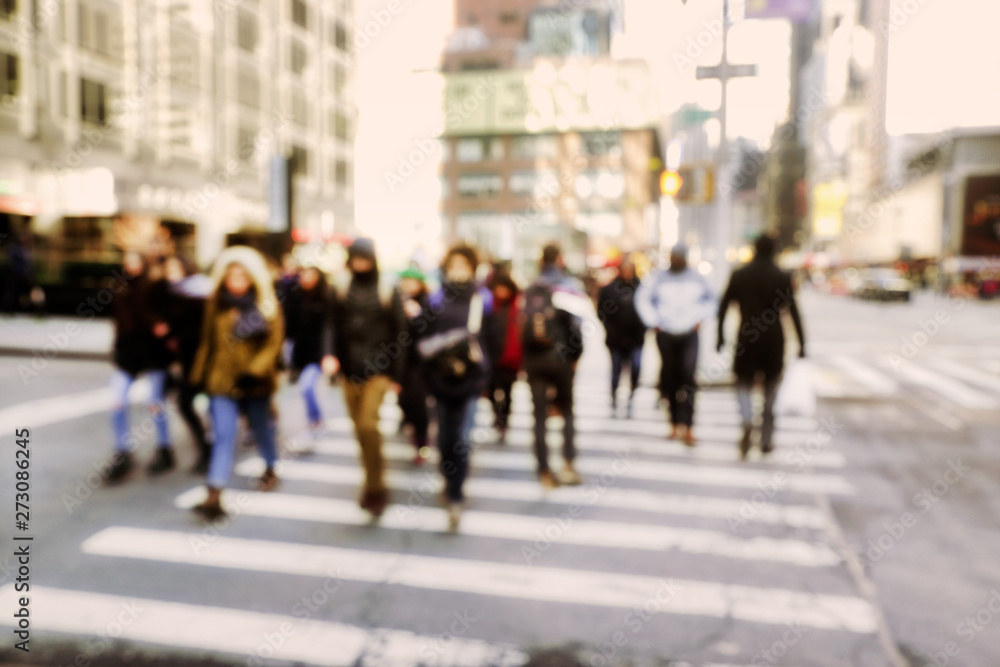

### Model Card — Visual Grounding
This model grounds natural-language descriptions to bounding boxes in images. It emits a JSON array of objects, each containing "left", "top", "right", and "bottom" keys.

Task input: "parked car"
[{"left": 854, "top": 268, "right": 913, "bottom": 302}]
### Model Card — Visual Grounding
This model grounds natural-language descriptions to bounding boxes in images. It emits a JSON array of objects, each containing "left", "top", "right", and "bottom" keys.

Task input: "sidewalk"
[{"left": 0, "top": 314, "right": 114, "bottom": 360}]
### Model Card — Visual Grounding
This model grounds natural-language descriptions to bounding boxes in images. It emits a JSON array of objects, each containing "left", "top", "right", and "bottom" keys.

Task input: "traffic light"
[{"left": 660, "top": 170, "right": 683, "bottom": 197}]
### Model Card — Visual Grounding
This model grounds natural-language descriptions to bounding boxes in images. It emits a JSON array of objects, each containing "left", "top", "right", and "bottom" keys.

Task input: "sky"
[{"left": 352, "top": 0, "right": 1000, "bottom": 266}]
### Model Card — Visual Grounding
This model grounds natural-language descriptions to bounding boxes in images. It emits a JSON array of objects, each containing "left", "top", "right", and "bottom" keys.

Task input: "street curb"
[{"left": 0, "top": 347, "right": 111, "bottom": 362}]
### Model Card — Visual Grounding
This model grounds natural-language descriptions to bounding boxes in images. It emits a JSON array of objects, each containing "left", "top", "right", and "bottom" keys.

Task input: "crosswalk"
[
  {"left": 775, "top": 351, "right": 1000, "bottom": 413},
  {"left": 1, "top": 380, "right": 892, "bottom": 666}
]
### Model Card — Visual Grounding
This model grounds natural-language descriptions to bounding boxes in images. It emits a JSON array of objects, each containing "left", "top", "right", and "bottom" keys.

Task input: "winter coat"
[
  {"left": 598, "top": 276, "right": 646, "bottom": 350},
  {"left": 329, "top": 271, "right": 408, "bottom": 385},
  {"left": 717, "top": 257, "right": 806, "bottom": 382},
  {"left": 420, "top": 281, "right": 496, "bottom": 401},
  {"left": 162, "top": 277, "right": 208, "bottom": 373},
  {"left": 113, "top": 274, "right": 170, "bottom": 376},
  {"left": 190, "top": 247, "right": 285, "bottom": 398},
  {"left": 285, "top": 283, "right": 330, "bottom": 372},
  {"left": 491, "top": 297, "right": 523, "bottom": 373}
]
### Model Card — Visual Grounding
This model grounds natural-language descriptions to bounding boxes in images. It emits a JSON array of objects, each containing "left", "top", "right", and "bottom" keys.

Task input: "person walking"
[
  {"left": 284, "top": 264, "right": 331, "bottom": 440},
  {"left": 634, "top": 244, "right": 715, "bottom": 446},
  {"left": 106, "top": 250, "right": 174, "bottom": 482},
  {"left": 418, "top": 244, "right": 495, "bottom": 530},
  {"left": 161, "top": 255, "right": 213, "bottom": 473},
  {"left": 189, "top": 246, "right": 285, "bottom": 519},
  {"left": 396, "top": 266, "right": 432, "bottom": 465},
  {"left": 598, "top": 257, "right": 645, "bottom": 418},
  {"left": 325, "top": 238, "right": 407, "bottom": 520},
  {"left": 521, "top": 244, "right": 591, "bottom": 490},
  {"left": 717, "top": 234, "right": 806, "bottom": 458},
  {"left": 486, "top": 268, "right": 522, "bottom": 443}
]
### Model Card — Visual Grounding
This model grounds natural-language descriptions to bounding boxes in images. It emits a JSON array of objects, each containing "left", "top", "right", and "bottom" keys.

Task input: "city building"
[
  {"left": 0, "top": 0, "right": 356, "bottom": 278},
  {"left": 438, "top": 0, "right": 660, "bottom": 276}
]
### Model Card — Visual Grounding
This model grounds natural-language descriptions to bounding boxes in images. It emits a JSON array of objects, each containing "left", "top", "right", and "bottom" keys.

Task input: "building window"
[
  {"left": 511, "top": 134, "right": 557, "bottom": 160},
  {"left": 289, "top": 39, "right": 307, "bottom": 74},
  {"left": 237, "top": 10, "right": 258, "bottom": 52},
  {"left": 455, "top": 137, "right": 503, "bottom": 163},
  {"left": 580, "top": 131, "right": 622, "bottom": 158},
  {"left": 237, "top": 66, "right": 259, "bottom": 108},
  {"left": 332, "top": 111, "right": 349, "bottom": 140},
  {"left": 335, "top": 159, "right": 350, "bottom": 186},
  {"left": 509, "top": 170, "right": 560, "bottom": 199},
  {"left": 334, "top": 21, "right": 348, "bottom": 51},
  {"left": 498, "top": 10, "right": 519, "bottom": 24},
  {"left": 290, "top": 145, "right": 309, "bottom": 176},
  {"left": 0, "top": 0, "right": 15, "bottom": 20},
  {"left": 237, "top": 127, "right": 257, "bottom": 161},
  {"left": 291, "top": 0, "right": 308, "bottom": 29},
  {"left": 333, "top": 63, "right": 345, "bottom": 96},
  {"left": 290, "top": 89, "right": 308, "bottom": 127},
  {"left": 456, "top": 173, "right": 502, "bottom": 198},
  {"left": 79, "top": 5, "right": 111, "bottom": 55},
  {"left": 0, "top": 53, "right": 17, "bottom": 98},
  {"left": 80, "top": 77, "right": 107, "bottom": 125}
]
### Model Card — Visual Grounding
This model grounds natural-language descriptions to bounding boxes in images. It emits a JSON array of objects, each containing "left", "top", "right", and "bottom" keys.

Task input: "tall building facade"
[
  {"left": 0, "top": 0, "right": 356, "bottom": 268},
  {"left": 438, "top": 0, "right": 660, "bottom": 276}
]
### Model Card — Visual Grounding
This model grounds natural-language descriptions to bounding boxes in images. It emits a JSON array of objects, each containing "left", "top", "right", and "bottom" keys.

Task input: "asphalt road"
[{"left": 0, "top": 289, "right": 997, "bottom": 667}]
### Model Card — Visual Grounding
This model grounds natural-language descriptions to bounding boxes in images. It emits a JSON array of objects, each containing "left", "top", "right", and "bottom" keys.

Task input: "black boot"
[
  {"left": 738, "top": 426, "right": 753, "bottom": 460},
  {"left": 106, "top": 451, "right": 133, "bottom": 484},
  {"left": 147, "top": 447, "right": 175, "bottom": 475}
]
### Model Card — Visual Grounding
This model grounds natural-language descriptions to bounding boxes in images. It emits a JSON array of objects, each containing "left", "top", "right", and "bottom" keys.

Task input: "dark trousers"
[
  {"left": 525, "top": 356, "right": 576, "bottom": 473},
  {"left": 436, "top": 397, "right": 478, "bottom": 502},
  {"left": 655, "top": 330, "right": 699, "bottom": 427},
  {"left": 736, "top": 375, "right": 781, "bottom": 447},
  {"left": 177, "top": 381, "right": 210, "bottom": 453},
  {"left": 398, "top": 367, "right": 430, "bottom": 448},
  {"left": 609, "top": 346, "right": 642, "bottom": 397},
  {"left": 489, "top": 368, "right": 518, "bottom": 430}
]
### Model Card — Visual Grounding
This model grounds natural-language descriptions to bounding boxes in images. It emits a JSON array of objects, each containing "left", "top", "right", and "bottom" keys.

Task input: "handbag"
[{"left": 417, "top": 291, "right": 484, "bottom": 381}]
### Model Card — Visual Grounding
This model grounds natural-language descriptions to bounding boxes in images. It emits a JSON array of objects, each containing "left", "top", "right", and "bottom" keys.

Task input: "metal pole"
[{"left": 716, "top": 0, "right": 731, "bottom": 281}]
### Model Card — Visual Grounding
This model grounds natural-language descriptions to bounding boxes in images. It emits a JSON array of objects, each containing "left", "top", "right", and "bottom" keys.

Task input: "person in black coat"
[
  {"left": 324, "top": 238, "right": 408, "bottom": 519},
  {"left": 161, "top": 255, "right": 212, "bottom": 473},
  {"left": 285, "top": 265, "right": 331, "bottom": 437},
  {"left": 597, "top": 257, "right": 645, "bottom": 418},
  {"left": 717, "top": 234, "right": 806, "bottom": 458},
  {"left": 107, "top": 251, "right": 173, "bottom": 482},
  {"left": 417, "top": 244, "right": 496, "bottom": 531}
]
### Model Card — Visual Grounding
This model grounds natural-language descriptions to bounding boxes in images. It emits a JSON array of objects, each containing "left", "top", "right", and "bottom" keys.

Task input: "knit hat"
[
  {"left": 398, "top": 267, "right": 426, "bottom": 282},
  {"left": 347, "top": 237, "right": 376, "bottom": 261}
]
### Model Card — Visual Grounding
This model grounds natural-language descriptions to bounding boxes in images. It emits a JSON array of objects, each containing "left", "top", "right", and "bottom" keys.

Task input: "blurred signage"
[
  {"left": 811, "top": 181, "right": 847, "bottom": 239},
  {"left": 961, "top": 174, "right": 1000, "bottom": 256},
  {"left": 744, "top": 0, "right": 814, "bottom": 22},
  {"left": 674, "top": 164, "right": 714, "bottom": 204},
  {"left": 441, "top": 61, "right": 658, "bottom": 136}
]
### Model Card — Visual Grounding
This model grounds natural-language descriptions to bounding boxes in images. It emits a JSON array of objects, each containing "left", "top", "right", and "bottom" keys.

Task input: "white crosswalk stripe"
[
  {"left": 79, "top": 527, "right": 877, "bottom": 633},
  {"left": 0, "top": 585, "right": 526, "bottom": 667},
  {"left": 233, "top": 458, "right": 831, "bottom": 530}
]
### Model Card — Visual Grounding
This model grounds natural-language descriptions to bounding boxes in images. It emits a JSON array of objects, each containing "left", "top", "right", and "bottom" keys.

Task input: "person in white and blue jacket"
[{"left": 634, "top": 244, "right": 715, "bottom": 446}]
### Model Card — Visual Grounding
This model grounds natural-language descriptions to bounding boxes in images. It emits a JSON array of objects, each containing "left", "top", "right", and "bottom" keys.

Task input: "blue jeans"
[
  {"left": 299, "top": 363, "right": 323, "bottom": 425},
  {"left": 609, "top": 346, "right": 643, "bottom": 397},
  {"left": 436, "top": 397, "right": 478, "bottom": 503},
  {"left": 111, "top": 369, "right": 169, "bottom": 453},
  {"left": 207, "top": 395, "right": 277, "bottom": 489}
]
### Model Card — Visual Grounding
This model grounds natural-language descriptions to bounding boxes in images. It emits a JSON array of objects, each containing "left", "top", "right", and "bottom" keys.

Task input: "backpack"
[{"left": 521, "top": 280, "right": 561, "bottom": 352}]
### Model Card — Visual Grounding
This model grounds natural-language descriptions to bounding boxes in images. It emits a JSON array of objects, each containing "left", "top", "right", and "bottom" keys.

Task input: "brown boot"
[
  {"left": 193, "top": 487, "right": 226, "bottom": 521},
  {"left": 258, "top": 467, "right": 279, "bottom": 492},
  {"left": 361, "top": 489, "right": 389, "bottom": 518}
]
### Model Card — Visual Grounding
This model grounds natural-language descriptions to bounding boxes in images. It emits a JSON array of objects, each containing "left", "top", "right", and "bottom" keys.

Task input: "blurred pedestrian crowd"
[{"left": 89, "top": 229, "right": 808, "bottom": 532}]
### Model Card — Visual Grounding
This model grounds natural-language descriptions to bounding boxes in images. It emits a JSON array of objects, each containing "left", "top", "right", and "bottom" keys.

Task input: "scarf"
[{"left": 219, "top": 287, "right": 269, "bottom": 341}]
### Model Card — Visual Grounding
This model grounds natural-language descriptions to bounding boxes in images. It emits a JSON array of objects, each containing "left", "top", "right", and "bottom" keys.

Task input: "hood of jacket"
[{"left": 209, "top": 246, "right": 279, "bottom": 321}]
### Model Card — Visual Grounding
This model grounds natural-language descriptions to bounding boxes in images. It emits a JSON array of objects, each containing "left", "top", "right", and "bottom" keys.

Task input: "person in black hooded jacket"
[
  {"left": 324, "top": 238, "right": 407, "bottom": 520},
  {"left": 598, "top": 257, "right": 645, "bottom": 418},
  {"left": 417, "top": 244, "right": 496, "bottom": 531}
]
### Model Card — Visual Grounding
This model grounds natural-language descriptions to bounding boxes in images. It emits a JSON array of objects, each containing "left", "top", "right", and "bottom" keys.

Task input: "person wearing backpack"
[
  {"left": 324, "top": 238, "right": 408, "bottom": 520},
  {"left": 521, "top": 243, "right": 591, "bottom": 490},
  {"left": 634, "top": 244, "right": 715, "bottom": 446},
  {"left": 418, "top": 244, "right": 495, "bottom": 530}
]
